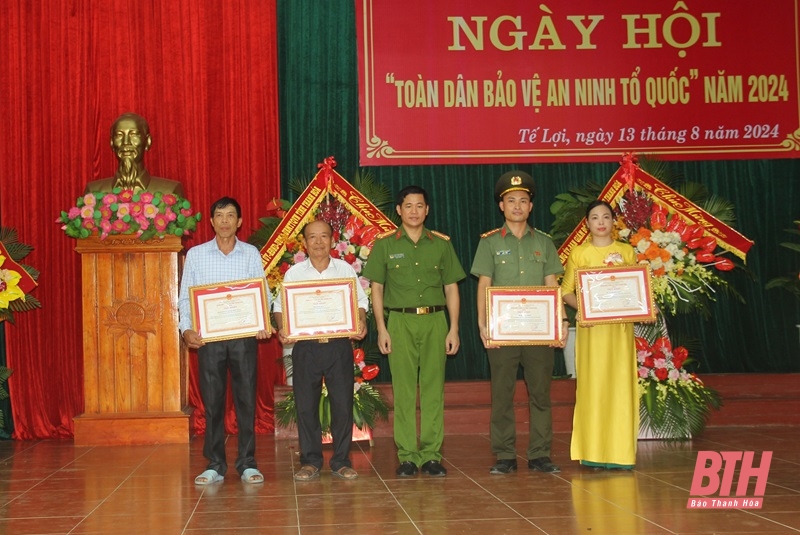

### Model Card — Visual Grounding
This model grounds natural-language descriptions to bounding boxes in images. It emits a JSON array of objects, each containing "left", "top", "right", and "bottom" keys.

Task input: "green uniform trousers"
[
  {"left": 488, "top": 345, "right": 554, "bottom": 460},
  {"left": 387, "top": 310, "right": 447, "bottom": 465}
]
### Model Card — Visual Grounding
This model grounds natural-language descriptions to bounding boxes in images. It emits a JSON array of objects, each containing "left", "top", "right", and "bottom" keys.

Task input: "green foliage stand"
[
  {"left": 275, "top": 379, "right": 389, "bottom": 435},
  {"left": 636, "top": 316, "right": 722, "bottom": 440}
]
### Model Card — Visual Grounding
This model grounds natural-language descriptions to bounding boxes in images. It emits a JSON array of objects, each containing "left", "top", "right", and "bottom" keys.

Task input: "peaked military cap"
[{"left": 495, "top": 170, "right": 535, "bottom": 201}]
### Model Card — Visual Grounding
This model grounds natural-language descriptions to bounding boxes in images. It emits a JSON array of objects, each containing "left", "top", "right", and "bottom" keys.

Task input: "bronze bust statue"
[{"left": 85, "top": 113, "right": 184, "bottom": 195}]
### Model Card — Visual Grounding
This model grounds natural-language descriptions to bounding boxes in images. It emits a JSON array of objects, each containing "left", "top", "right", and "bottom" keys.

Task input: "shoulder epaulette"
[
  {"left": 430, "top": 230, "right": 451, "bottom": 241},
  {"left": 480, "top": 228, "right": 502, "bottom": 239},
  {"left": 375, "top": 229, "right": 397, "bottom": 240},
  {"left": 534, "top": 228, "right": 553, "bottom": 239}
]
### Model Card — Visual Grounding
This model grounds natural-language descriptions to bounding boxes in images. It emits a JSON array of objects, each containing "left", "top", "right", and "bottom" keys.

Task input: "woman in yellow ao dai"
[{"left": 561, "top": 201, "right": 638, "bottom": 469}]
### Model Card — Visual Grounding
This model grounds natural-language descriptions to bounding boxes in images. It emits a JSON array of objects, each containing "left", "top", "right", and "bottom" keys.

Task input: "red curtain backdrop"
[{"left": 0, "top": 1, "right": 282, "bottom": 439}]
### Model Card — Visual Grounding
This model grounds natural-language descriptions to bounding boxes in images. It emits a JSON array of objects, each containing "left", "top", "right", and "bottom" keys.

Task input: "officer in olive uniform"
[
  {"left": 470, "top": 171, "right": 568, "bottom": 475},
  {"left": 363, "top": 185, "right": 466, "bottom": 478}
]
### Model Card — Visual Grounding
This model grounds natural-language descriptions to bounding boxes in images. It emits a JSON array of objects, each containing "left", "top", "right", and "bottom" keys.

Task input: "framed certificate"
[
  {"left": 280, "top": 278, "right": 359, "bottom": 341},
  {"left": 575, "top": 265, "right": 656, "bottom": 325},
  {"left": 486, "top": 286, "right": 563, "bottom": 345},
  {"left": 190, "top": 278, "right": 270, "bottom": 342}
]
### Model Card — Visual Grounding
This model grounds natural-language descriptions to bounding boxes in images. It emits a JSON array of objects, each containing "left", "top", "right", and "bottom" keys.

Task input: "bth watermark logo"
[{"left": 687, "top": 451, "right": 772, "bottom": 509}]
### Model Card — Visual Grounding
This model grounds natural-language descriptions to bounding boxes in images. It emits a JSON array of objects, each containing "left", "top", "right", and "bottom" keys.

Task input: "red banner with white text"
[{"left": 356, "top": 0, "right": 800, "bottom": 165}]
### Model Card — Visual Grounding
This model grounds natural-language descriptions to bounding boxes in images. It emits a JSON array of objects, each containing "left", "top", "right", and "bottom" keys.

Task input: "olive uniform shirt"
[
  {"left": 363, "top": 227, "right": 466, "bottom": 306},
  {"left": 470, "top": 223, "right": 563, "bottom": 285}
]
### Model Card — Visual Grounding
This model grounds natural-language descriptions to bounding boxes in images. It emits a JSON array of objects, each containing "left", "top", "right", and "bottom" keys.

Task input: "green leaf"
[
  {"left": 701, "top": 195, "right": 736, "bottom": 226},
  {"left": 779, "top": 242, "right": 800, "bottom": 254},
  {"left": 138, "top": 229, "right": 156, "bottom": 241}
]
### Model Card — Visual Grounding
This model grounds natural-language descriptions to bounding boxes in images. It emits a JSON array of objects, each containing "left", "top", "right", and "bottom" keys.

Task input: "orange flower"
[{"left": 645, "top": 243, "right": 661, "bottom": 260}]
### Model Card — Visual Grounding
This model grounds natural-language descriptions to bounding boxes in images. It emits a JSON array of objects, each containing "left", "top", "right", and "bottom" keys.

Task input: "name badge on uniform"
[
  {"left": 389, "top": 253, "right": 405, "bottom": 259},
  {"left": 495, "top": 250, "right": 511, "bottom": 256}
]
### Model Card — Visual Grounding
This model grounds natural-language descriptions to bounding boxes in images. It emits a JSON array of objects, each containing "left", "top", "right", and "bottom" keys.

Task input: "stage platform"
[{"left": 275, "top": 373, "right": 800, "bottom": 439}]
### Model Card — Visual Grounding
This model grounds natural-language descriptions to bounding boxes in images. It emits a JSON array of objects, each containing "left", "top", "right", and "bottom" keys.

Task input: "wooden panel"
[
  {"left": 81, "top": 252, "right": 100, "bottom": 413},
  {"left": 73, "top": 410, "right": 191, "bottom": 446},
  {"left": 127, "top": 251, "right": 148, "bottom": 412},
  {"left": 74, "top": 236, "right": 188, "bottom": 445},
  {"left": 158, "top": 253, "right": 183, "bottom": 411},
  {"left": 97, "top": 252, "right": 117, "bottom": 412}
]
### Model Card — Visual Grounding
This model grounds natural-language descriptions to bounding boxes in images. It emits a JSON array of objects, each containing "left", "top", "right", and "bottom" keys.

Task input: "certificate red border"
[
  {"left": 576, "top": 265, "right": 656, "bottom": 325},
  {"left": 189, "top": 278, "right": 269, "bottom": 342},
  {"left": 280, "top": 278, "right": 359, "bottom": 341},
  {"left": 486, "top": 286, "right": 563, "bottom": 346}
]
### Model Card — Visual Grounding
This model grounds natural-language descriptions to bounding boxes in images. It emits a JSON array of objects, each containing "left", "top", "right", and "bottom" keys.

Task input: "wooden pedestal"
[{"left": 73, "top": 235, "right": 190, "bottom": 446}]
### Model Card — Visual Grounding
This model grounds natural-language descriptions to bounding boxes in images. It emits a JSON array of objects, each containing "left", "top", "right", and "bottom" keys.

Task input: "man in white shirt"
[
  {"left": 178, "top": 197, "right": 273, "bottom": 485},
  {"left": 274, "top": 220, "right": 368, "bottom": 481}
]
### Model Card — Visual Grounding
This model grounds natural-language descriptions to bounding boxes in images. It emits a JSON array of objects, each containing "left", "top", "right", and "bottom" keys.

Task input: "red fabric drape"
[{"left": 0, "top": 1, "right": 282, "bottom": 439}]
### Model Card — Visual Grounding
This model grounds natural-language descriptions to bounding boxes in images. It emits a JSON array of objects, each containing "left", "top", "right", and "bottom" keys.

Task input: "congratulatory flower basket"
[{"left": 552, "top": 155, "right": 749, "bottom": 439}]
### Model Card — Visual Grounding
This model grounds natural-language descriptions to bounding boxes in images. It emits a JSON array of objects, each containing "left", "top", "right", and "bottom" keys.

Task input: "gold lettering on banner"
[
  {"left": 622, "top": 4, "right": 721, "bottom": 58},
  {"left": 447, "top": 9, "right": 605, "bottom": 52},
  {"left": 652, "top": 186, "right": 727, "bottom": 238}
]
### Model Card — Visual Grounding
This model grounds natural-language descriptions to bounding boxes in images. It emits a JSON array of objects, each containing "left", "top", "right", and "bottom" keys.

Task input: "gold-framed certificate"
[
  {"left": 486, "top": 286, "right": 563, "bottom": 345},
  {"left": 190, "top": 278, "right": 270, "bottom": 342},
  {"left": 575, "top": 265, "right": 656, "bottom": 325},
  {"left": 280, "top": 278, "right": 359, "bottom": 341}
]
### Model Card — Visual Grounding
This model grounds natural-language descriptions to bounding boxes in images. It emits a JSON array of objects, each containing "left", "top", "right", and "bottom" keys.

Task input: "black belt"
[{"left": 388, "top": 306, "right": 446, "bottom": 315}]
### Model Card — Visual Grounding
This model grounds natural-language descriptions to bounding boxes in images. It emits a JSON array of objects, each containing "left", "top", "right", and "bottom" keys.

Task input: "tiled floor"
[{"left": 0, "top": 427, "right": 798, "bottom": 534}]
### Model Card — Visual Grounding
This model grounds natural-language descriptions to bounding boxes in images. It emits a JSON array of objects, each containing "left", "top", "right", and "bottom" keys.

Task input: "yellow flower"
[{"left": 0, "top": 263, "right": 25, "bottom": 309}]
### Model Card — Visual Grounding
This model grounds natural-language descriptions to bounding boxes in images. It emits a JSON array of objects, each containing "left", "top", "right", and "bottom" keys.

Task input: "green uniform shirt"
[
  {"left": 470, "top": 223, "right": 563, "bottom": 285},
  {"left": 362, "top": 227, "right": 466, "bottom": 308}
]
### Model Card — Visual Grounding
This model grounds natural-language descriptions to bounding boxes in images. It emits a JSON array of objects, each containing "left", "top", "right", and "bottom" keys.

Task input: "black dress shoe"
[
  {"left": 528, "top": 456, "right": 561, "bottom": 473},
  {"left": 396, "top": 461, "right": 418, "bottom": 477},
  {"left": 489, "top": 459, "right": 518, "bottom": 475},
  {"left": 420, "top": 460, "right": 447, "bottom": 477}
]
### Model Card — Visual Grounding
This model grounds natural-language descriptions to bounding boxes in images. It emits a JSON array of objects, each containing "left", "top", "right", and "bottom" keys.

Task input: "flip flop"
[
  {"left": 194, "top": 469, "right": 224, "bottom": 485},
  {"left": 240, "top": 468, "right": 264, "bottom": 484}
]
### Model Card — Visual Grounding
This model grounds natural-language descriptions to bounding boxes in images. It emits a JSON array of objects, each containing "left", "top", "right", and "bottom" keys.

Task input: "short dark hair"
[
  {"left": 585, "top": 200, "right": 615, "bottom": 219},
  {"left": 302, "top": 219, "right": 333, "bottom": 238},
  {"left": 210, "top": 197, "right": 241, "bottom": 218},
  {"left": 396, "top": 185, "right": 429, "bottom": 207}
]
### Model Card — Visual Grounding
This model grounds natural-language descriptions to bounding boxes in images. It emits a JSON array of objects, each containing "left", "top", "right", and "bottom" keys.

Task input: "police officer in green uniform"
[
  {"left": 363, "top": 185, "right": 466, "bottom": 478},
  {"left": 470, "top": 171, "right": 569, "bottom": 475}
]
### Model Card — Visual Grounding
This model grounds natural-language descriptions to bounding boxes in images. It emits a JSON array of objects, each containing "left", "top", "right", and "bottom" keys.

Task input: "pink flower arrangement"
[
  {"left": 636, "top": 336, "right": 692, "bottom": 383},
  {"left": 57, "top": 188, "right": 201, "bottom": 241}
]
